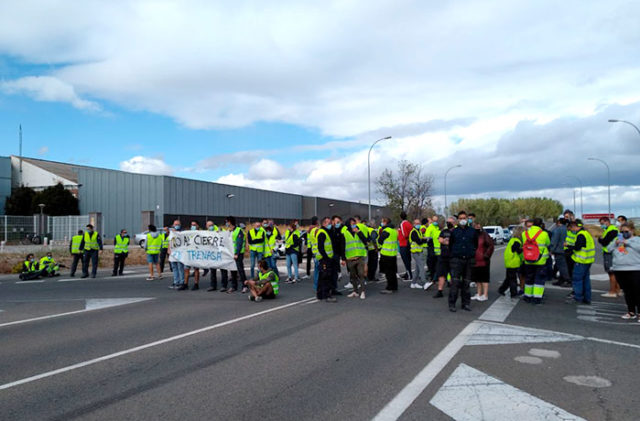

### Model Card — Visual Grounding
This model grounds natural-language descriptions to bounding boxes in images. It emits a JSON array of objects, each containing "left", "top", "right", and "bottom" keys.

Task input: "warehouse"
[{"left": 2, "top": 155, "right": 386, "bottom": 239}]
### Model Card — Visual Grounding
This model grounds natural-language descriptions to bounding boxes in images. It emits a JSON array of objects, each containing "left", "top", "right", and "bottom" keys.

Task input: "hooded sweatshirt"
[{"left": 611, "top": 236, "right": 640, "bottom": 271}]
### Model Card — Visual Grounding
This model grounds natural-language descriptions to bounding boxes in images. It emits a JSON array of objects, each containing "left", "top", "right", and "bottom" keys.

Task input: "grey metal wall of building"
[
  {"left": 0, "top": 156, "right": 11, "bottom": 215},
  {"left": 163, "top": 176, "right": 302, "bottom": 223},
  {"left": 77, "top": 167, "right": 164, "bottom": 238}
]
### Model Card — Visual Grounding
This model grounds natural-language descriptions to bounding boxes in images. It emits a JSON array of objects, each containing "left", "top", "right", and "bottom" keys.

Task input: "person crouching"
[{"left": 245, "top": 259, "right": 279, "bottom": 302}]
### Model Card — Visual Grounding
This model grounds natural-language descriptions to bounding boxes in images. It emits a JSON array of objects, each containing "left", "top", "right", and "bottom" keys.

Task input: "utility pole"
[{"left": 19, "top": 124, "right": 23, "bottom": 175}]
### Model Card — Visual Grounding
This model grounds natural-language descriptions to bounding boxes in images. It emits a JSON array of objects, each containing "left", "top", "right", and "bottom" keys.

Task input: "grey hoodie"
[{"left": 611, "top": 236, "right": 640, "bottom": 271}]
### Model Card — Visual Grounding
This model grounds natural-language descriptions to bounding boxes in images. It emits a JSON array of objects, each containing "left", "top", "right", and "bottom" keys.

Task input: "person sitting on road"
[
  {"left": 245, "top": 259, "right": 279, "bottom": 302},
  {"left": 19, "top": 253, "right": 44, "bottom": 281},
  {"left": 39, "top": 252, "right": 61, "bottom": 277}
]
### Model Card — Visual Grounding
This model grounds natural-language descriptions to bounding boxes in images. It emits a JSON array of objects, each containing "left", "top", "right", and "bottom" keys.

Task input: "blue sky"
[{"left": 1, "top": 1, "right": 640, "bottom": 216}]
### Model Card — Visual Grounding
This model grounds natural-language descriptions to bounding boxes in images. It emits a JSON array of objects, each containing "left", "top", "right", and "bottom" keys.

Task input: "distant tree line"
[
  {"left": 449, "top": 197, "right": 563, "bottom": 226},
  {"left": 4, "top": 183, "right": 79, "bottom": 216}
]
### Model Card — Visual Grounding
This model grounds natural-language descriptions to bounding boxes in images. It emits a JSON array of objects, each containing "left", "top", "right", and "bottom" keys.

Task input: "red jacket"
[
  {"left": 398, "top": 220, "right": 413, "bottom": 247},
  {"left": 474, "top": 230, "right": 494, "bottom": 267}
]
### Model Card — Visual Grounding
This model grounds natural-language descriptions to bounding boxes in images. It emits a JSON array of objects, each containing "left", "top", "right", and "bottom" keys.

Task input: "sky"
[{"left": 1, "top": 0, "right": 640, "bottom": 216}]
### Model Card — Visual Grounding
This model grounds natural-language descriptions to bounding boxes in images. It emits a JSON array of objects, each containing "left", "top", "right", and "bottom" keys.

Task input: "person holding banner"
[
  {"left": 169, "top": 220, "right": 186, "bottom": 290},
  {"left": 224, "top": 216, "right": 247, "bottom": 293},
  {"left": 183, "top": 221, "right": 202, "bottom": 289},
  {"left": 245, "top": 259, "right": 279, "bottom": 302},
  {"left": 205, "top": 220, "right": 220, "bottom": 291}
]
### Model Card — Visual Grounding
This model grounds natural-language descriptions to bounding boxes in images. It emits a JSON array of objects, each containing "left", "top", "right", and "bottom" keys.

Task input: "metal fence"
[{"left": 0, "top": 215, "right": 89, "bottom": 243}]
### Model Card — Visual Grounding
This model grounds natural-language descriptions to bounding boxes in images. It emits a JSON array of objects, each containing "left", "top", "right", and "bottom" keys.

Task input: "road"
[{"left": 0, "top": 248, "right": 638, "bottom": 420}]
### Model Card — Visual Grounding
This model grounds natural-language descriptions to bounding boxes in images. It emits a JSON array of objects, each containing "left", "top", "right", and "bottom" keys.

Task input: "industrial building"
[{"left": 1, "top": 155, "right": 386, "bottom": 239}]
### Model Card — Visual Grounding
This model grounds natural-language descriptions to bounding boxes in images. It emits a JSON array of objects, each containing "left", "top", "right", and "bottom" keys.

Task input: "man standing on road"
[
  {"left": 433, "top": 216, "right": 456, "bottom": 298},
  {"left": 567, "top": 220, "right": 595, "bottom": 305},
  {"left": 409, "top": 219, "right": 427, "bottom": 289},
  {"left": 159, "top": 226, "right": 171, "bottom": 274},
  {"left": 315, "top": 217, "right": 337, "bottom": 302},
  {"left": 247, "top": 221, "right": 266, "bottom": 279},
  {"left": 424, "top": 216, "right": 441, "bottom": 287},
  {"left": 448, "top": 211, "right": 477, "bottom": 311},
  {"left": 112, "top": 229, "right": 129, "bottom": 276},
  {"left": 69, "top": 229, "right": 83, "bottom": 277},
  {"left": 522, "top": 218, "right": 551, "bottom": 305},
  {"left": 330, "top": 215, "right": 346, "bottom": 295},
  {"left": 550, "top": 217, "right": 571, "bottom": 287},
  {"left": 598, "top": 216, "right": 620, "bottom": 298},
  {"left": 81, "top": 224, "right": 102, "bottom": 279},
  {"left": 378, "top": 217, "right": 399, "bottom": 294},
  {"left": 343, "top": 218, "right": 368, "bottom": 299},
  {"left": 205, "top": 220, "right": 220, "bottom": 291},
  {"left": 168, "top": 220, "right": 186, "bottom": 290},
  {"left": 145, "top": 224, "right": 163, "bottom": 281},
  {"left": 563, "top": 210, "right": 577, "bottom": 282},
  {"left": 398, "top": 211, "right": 413, "bottom": 281},
  {"left": 226, "top": 216, "right": 247, "bottom": 293}
]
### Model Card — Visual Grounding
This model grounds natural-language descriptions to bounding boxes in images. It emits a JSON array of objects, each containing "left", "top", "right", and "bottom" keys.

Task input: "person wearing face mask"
[
  {"left": 263, "top": 219, "right": 281, "bottom": 279},
  {"left": 168, "top": 220, "right": 186, "bottom": 289},
  {"left": 378, "top": 217, "right": 399, "bottom": 294},
  {"left": 424, "top": 216, "right": 441, "bottom": 287},
  {"left": 223, "top": 216, "right": 247, "bottom": 293},
  {"left": 316, "top": 217, "right": 337, "bottom": 302},
  {"left": 284, "top": 221, "right": 301, "bottom": 284},
  {"left": 598, "top": 216, "right": 621, "bottom": 298},
  {"left": 343, "top": 217, "right": 368, "bottom": 299},
  {"left": 201, "top": 220, "right": 220, "bottom": 291},
  {"left": 112, "top": 229, "right": 130, "bottom": 276},
  {"left": 145, "top": 224, "right": 163, "bottom": 282},
  {"left": 182, "top": 221, "right": 201, "bottom": 290},
  {"left": 471, "top": 222, "right": 494, "bottom": 302},
  {"left": 69, "top": 229, "right": 84, "bottom": 277},
  {"left": 617, "top": 215, "right": 628, "bottom": 227},
  {"left": 433, "top": 217, "right": 456, "bottom": 298},
  {"left": 398, "top": 211, "right": 414, "bottom": 282},
  {"left": 566, "top": 219, "right": 594, "bottom": 305},
  {"left": 522, "top": 218, "right": 551, "bottom": 305},
  {"left": 81, "top": 224, "right": 103, "bottom": 279},
  {"left": 563, "top": 210, "right": 577, "bottom": 281},
  {"left": 19, "top": 253, "right": 44, "bottom": 280},
  {"left": 448, "top": 211, "right": 478, "bottom": 311},
  {"left": 330, "top": 215, "right": 346, "bottom": 295},
  {"left": 159, "top": 226, "right": 172, "bottom": 275},
  {"left": 39, "top": 251, "right": 62, "bottom": 277},
  {"left": 409, "top": 219, "right": 428, "bottom": 289},
  {"left": 612, "top": 222, "right": 640, "bottom": 321},
  {"left": 247, "top": 221, "right": 267, "bottom": 279}
]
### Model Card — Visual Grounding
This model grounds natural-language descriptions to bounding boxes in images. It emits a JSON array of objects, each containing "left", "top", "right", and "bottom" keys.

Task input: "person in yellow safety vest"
[
  {"left": 343, "top": 217, "right": 369, "bottom": 299},
  {"left": 247, "top": 221, "right": 267, "bottom": 279},
  {"left": 284, "top": 220, "right": 301, "bottom": 283},
  {"left": 499, "top": 226, "right": 524, "bottom": 297},
  {"left": 112, "top": 229, "right": 130, "bottom": 276},
  {"left": 409, "top": 219, "right": 428, "bottom": 290},
  {"left": 223, "top": 216, "right": 247, "bottom": 293},
  {"left": 562, "top": 209, "right": 577, "bottom": 281},
  {"left": 567, "top": 219, "right": 595, "bottom": 305},
  {"left": 39, "top": 251, "right": 61, "bottom": 277},
  {"left": 521, "top": 218, "right": 551, "bottom": 305},
  {"left": 263, "top": 219, "right": 281, "bottom": 279},
  {"left": 315, "top": 217, "right": 337, "bottom": 302},
  {"left": 145, "top": 224, "right": 163, "bottom": 281},
  {"left": 19, "top": 253, "right": 44, "bottom": 280},
  {"left": 378, "top": 217, "right": 399, "bottom": 294},
  {"left": 424, "top": 216, "right": 442, "bottom": 287},
  {"left": 159, "top": 226, "right": 171, "bottom": 275},
  {"left": 307, "top": 216, "right": 320, "bottom": 290},
  {"left": 245, "top": 259, "right": 279, "bottom": 302},
  {"left": 81, "top": 223, "right": 103, "bottom": 279},
  {"left": 203, "top": 220, "right": 220, "bottom": 291},
  {"left": 598, "top": 216, "right": 621, "bottom": 298},
  {"left": 353, "top": 215, "right": 372, "bottom": 285},
  {"left": 69, "top": 229, "right": 84, "bottom": 277}
]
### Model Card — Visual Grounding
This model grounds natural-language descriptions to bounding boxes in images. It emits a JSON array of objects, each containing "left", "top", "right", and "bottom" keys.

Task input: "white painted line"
[
  {"left": 478, "top": 296, "right": 519, "bottom": 322},
  {"left": 430, "top": 363, "right": 586, "bottom": 421},
  {"left": 467, "top": 322, "right": 582, "bottom": 346},
  {"left": 372, "top": 322, "right": 481, "bottom": 421},
  {"left": 586, "top": 336, "right": 640, "bottom": 349},
  {"left": 0, "top": 296, "right": 316, "bottom": 391},
  {"left": 546, "top": 285, "right": 607, "bottom": 293},
  {"left": 0, "top": 298, "right": 154, "bottom": 328},
  {"left": 17, "top": 280, "right": 45, "bottom": 284}
]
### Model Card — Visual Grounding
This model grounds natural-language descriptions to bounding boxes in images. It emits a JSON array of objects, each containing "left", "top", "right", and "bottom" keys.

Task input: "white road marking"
[
  {"left": 563, "top": 375, "right": 611, "bottom": 388},
  {"left": 466, "top": 322, "right": 582, "bottom": 346},
  {"left": 0, "top": 298, "right": 154, "bottom": 328},
  {"left": 17, "top": 280, "right": 44, "bottom": 284},
  {"left": 514, "top": 355, "right": 543, "bottom": 364},
  {"left": 585, "top": 336, "right": 640, "bottom": 349},
  {"left": 430, "top": 364, "right": 586, "bottom": 421},
  {"left": 0, "top": 295, "right": 316, "bottom": 391},
  {"left": 529, "top": 348, "right": 561, "bottom": 359},
  {"left": 478, "top": 296, "right": 519, "bottom": 322},
  {"left": 590, "top": 274, "right": 610, "bottom": 281}
]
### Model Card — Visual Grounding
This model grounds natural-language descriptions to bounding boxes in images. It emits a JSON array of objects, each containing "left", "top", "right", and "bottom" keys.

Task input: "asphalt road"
[{"left": 1, "top": 248, "right": 638, "bottom": 421}]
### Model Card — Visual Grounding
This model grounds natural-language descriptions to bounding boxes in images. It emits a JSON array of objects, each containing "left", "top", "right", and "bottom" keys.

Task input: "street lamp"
[
  {"left": 565, "top": 176, "right": 583, "bottom": 218},
  {"left": 368, "top": 136, "right": 392, "bottom": 221},
  {"left": 562, "top": 183, "right": 576, "bottom": 215},
  {"left": 608, "top": 119, "right": 640, "bottom": 137},
  {"left": 444, "top": 164, "right": 462, "bottom": 216},
  {"left": 38, "top": 203, "right": 45, "bottom": 236},
  {"left": 587, "top": 157, "right": 611, "bottom": 218}
]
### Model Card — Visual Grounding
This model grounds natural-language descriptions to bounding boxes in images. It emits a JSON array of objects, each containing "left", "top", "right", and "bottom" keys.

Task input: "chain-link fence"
[
  {"left": 49, "top": 215, "right": 90, "bottom": 242},
  {"left": 0, "top": 215, "right": 90, "bottom": 243},
  {"left": 0, "top": 215, "right": 39, "bottom": 243}
]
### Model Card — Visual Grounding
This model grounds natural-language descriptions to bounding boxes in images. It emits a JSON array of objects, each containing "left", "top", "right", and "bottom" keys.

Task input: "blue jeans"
[
  {"left": 266, "top": 255, "right": 279, "bottom": 278},
  {"left": 286, "top": 253, "right": 299, "bottom": 280},
  {"left": 171, "top": 261, "right": 185, "bottom": 285},
  {"left": 572, "top": 263, "right": 592, "bottom": 303},
  {"left": 250, "top": 251, "right": 263, "bottom": 278},
  {"left": 313, "top": 258, "right": 320, "bottom": 291}
]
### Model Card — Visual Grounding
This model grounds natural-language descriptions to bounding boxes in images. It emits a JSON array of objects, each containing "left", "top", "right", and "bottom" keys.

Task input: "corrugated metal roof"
[{"left": 21, "top": 157, "right": 79, "bottom": 183}]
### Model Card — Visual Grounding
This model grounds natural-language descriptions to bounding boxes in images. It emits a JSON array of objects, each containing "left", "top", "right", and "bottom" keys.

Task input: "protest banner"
[{"left": 168, "top": 230, "right": 237, "bottom": 270}]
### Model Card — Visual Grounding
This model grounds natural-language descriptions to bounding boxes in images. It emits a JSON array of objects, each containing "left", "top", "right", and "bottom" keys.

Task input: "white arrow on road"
[
  {"left": 467, "top": 322, "right": 583, "bottom": 346},
  {"left": 430, "top": 363, "right": 586, "bottom": 421}
]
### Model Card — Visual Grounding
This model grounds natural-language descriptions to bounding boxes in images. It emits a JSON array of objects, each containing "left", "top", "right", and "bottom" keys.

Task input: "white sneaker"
[
  {"left": 471, "top": 294, "right": 479, "bottom": 300},
  {"left": 255, "top": 296, "right": 262, "bottom": 302},
  {"left": 477, "top": 295, "right": 488, "bottom": 302},
  {"left": 423, "top": 281, "right": 434, "bottom": 291},
  {"left": 601, "top": 292, "right": 617, "bottom": 298},
  {"left": 344, "top": 282, "right": 354, "bottom": 289},
  {"left": 410, "top": 283, "right": 420, "bottom": 289},
  {"left": 348, "top": 292, "right": 359, "bottom": 298},
  {"left": 360, "top": 292, "right": 366, "bottom": 300}
]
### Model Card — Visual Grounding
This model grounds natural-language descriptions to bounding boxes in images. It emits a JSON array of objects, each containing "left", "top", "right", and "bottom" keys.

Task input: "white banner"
[{"left": 168, "top": 230, "right": 237, "bottom": 270}]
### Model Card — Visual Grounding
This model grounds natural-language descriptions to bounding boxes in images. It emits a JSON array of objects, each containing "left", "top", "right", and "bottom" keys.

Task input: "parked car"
[
  {"left": 502, "top": 228, "right": 511, "bottom": 241},
  {"left": 483, "top": 226, "right": 504, "bottom": 244},
  {"left": 135, "top": 232, "right": 148, "bottom": 248},
  {"left": 508, "top": 224, "right": 519, "bottom": 233}
]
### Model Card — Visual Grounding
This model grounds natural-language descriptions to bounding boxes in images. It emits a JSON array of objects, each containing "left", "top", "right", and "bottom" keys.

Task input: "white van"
[{"left": 483, "top": 226, "right": 504, "bottom": 244}]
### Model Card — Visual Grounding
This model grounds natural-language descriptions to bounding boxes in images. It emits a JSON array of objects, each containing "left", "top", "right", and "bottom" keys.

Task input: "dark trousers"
[
  {"left": 379, "top": 255, "right": 398, "bottom": 291},
  {"left": 565, "top": 251, "right": 575, "bottom": 279},
  {"left": 427, "top": 252, "right": 438, "bottom": 281},
  {"left": 499, "top": 268, "right": 519, "bottom": 296},
  {"left": 615, "top": 271, "right": 640, "bottom": 314},
  {"left": 317, "top": 258, "right": 334, "bottom": 299},
  {"left": 209, "top": 268, "right": 218, "bottom": 289},
  {"left": 70, "top": 254, "right": 82, "bottom": 276},
  {"left": 367, "top": 250, "right": 378, "bottom": 281},
  {"left": 82, "top": 250, "right": 99, "bottom": 277},
  {"left": 224, "top": 256, "right": 247, "bottom": 290},
  {"left": 399, "top": 246, "right": 412, "bottom": 279},
  {"left": 20, "top": 269, "right": 47, "bottom": 280},
  {"left": 306, "top": 249, "right": 313, "bottom": 276},
  {"left": 112, "top": 253, "right": 127, "bottom": 275},
  {"left": 331, "top": 256, "right": 341, "bottom": 291},
  {"left": 449, "top": 257, "right": 474, "bottom": 307},
  {"left": 159, "top": 248, "right": 169, "bottom": 273}
]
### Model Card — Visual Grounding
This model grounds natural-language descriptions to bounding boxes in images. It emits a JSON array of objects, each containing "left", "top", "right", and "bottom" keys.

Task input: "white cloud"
[
  {"left": 0, "top": 76, "right": 100, "bottom": 111},
  {"left": 247, "top": 159, "right": 286, "bottom": 180},
  {"left": 120, "top": 156, "right": 173, "bottom": 176},
  {"left": 37, "top": 146, "right": 48, "bottom": 156}
]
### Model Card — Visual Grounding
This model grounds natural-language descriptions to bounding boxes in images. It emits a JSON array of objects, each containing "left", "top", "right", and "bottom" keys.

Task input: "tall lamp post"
[
  {"left": 587, "top": 157, "right": 611, "bottom": 218},
  {"left": 562, "top": 183, "right": 576, "bottom": 215},
  {"left": 368, "top": 136, "right": 392, "bottom": 221},
  {"left": 565, "top": 175, "right": 583, "bottom": 218},
  {"left": 444, "top": 164, "right": 462, "bottom": 216},
  {"left": 608, "top": 119, "right": 640, "bottom": 137}
]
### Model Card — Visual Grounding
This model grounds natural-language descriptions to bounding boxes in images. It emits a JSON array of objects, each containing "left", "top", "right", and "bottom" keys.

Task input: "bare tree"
[{"left": 377, "top": 160, "right": 434, "bottom": 221}]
